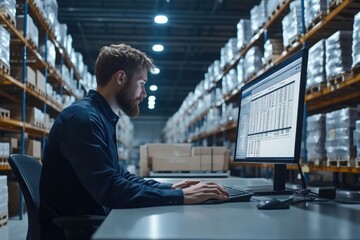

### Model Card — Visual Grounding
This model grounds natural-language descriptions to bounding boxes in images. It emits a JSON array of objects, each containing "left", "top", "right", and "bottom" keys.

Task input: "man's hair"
[{"left": 94, "top": 43, "right": 155, "bottom": 87}]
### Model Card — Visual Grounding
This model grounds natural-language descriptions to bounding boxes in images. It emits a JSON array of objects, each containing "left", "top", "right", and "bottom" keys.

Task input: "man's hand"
[
  {"left": 182, "top": 182, "right": 229, "bottom": 204},
  {"left": 172, "top": 179, "right": 201, "bottom": 189}
]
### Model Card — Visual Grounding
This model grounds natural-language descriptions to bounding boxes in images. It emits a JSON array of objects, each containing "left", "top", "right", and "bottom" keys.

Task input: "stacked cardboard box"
[{"left": 140, "top": 144, "right": 229, "bottom": 177}]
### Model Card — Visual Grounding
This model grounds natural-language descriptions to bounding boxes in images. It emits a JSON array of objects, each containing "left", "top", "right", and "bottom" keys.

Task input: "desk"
[{"left": 92, "top": 178, "right": 360, "bottom": 240}]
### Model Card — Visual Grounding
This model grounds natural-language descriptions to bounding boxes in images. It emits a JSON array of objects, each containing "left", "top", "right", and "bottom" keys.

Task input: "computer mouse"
[{"left": 256, "top": 199, "right": 290, "bottom": 210}]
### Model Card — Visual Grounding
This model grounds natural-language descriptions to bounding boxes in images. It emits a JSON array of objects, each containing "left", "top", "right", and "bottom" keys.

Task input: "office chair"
[{"left": 8, "top": 154, "right": 105, "bottom": 240}]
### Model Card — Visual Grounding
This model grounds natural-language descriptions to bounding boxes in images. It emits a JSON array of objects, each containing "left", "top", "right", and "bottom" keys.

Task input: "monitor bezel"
[{"left": 234, "top": 48, "right": 308, "bottom": 164}]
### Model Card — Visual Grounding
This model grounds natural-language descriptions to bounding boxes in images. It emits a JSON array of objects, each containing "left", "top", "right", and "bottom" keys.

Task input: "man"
[{"left": 39, "top": 44, "right": 228, "bottom": 239}]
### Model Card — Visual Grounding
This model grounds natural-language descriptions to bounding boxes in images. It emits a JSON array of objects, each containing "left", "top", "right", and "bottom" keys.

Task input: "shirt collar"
[{"left": 86, "top": 90, "right": 119, "bottom": 125}]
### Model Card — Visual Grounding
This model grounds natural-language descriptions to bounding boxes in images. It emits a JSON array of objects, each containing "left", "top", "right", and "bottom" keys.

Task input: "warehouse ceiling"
[{"left": 58, "top": 0, "right": 261, "bottom": 119}]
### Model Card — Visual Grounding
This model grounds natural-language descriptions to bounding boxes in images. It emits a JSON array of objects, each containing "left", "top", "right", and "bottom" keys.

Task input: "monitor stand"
[{"left": 247, "top": 164, "right": 295, "bottom": 196}]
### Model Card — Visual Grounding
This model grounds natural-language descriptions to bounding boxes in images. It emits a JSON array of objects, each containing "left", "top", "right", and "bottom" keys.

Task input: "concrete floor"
[{"left": 0, "top": 214, "right": 28, "bottom": 240}]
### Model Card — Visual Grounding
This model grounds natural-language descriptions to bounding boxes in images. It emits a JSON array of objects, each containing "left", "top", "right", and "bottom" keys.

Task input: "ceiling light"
[
  {"left": 148, "top": 105, "right": 155, "bottom": 109},
  {"left": 149, "top": 85, "right": 158, "bottom": 91},
  {"left": 148, "top": 96, "right": 156, "bottom": 101},
  {"left": 153, "top": 67, "right": 160, "bottom": 74},
  {"left": 154, "top": 15, "right": 168, "bottom": 24},
  {"left": 152, "top": 44, "right": 164, "bottom": 52}
]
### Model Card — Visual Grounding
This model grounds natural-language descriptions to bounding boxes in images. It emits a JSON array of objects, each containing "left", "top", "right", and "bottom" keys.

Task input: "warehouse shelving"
[
  {"left": 166, "top": 0, "right": 360, "bottom": 175},
  {"left": 0, "top": 0, "right": 83, "bottom": 174}
]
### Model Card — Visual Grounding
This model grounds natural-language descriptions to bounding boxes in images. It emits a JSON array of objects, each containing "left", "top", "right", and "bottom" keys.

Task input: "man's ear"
[{"left": 116, "top": 70, "right": 126, "bottom": 86}]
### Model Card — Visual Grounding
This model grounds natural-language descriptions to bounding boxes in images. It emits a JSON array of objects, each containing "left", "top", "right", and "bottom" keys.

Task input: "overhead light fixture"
[
  {"left": 152, "top": 44, "right": 164, "bottom": 52},
  {"left": 148, "top": 96, "right": 156, "bottom": 102},
  {"left": 154, "top": 15, "right": 168, "bottom": 24},
  {"left": 149, "top": 85, "right": 158, "bottom": 91},
  {"left": 152, "top": 67, "right": 160, "bottom": 74},
  {"left": 148, "top": 104, "right": 155, "bottom": 109}
]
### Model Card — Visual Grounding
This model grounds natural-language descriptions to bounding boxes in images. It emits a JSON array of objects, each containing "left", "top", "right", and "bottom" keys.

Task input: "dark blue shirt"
[{"left": 39, "top": 90, "right": 183, "bottom": 238}]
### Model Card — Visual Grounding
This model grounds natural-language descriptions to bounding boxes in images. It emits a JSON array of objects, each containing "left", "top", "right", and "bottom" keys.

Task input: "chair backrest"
[{"left": 8, "top": 154, "right": 42, "bottom": 240}]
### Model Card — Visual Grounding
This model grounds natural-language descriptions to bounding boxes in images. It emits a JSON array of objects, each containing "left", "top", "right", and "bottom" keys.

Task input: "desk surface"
[{"left": 92, "top": 178, "right": 360, "bottom": 240}]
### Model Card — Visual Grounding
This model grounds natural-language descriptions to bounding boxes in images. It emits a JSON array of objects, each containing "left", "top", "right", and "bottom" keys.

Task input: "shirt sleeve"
[
  {"left": 122, "top": 170, "right": 173, "bottom": 189},
  {"left": 60, "top": 110, "right": 183, "bottom": 208}
]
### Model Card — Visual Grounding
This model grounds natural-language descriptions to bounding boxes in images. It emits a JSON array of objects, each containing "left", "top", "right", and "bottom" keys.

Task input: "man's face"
[{"left": 116, "top": 68, "right": 147, "bottom": 117}]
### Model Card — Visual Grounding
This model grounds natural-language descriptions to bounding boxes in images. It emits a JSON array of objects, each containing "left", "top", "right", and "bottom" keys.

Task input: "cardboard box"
[
  {"left": 8, "top": 180, "right": 26, "bottom": 217},
  {"left": 3, "top": 104, "right": 43, "bottom": 126},
  {"left": 212, "top": 147, "right": 229, "bottom": 171},
  {"left": 147, "top": 144, "right": 191, "bottom": 157},
  {"left": 11, "top": 66, "right": 36, "bottom": 86},
  {"left": 192, "top": 147, "right": 212, "bottom": 171},
  {"left": 36, "top": 70, "right": 46, "bottom": 93},
  {"left": 139, "top": 145, "right": 149, "bottom": 177},
  {"left": 152, "top": 156, "right": 201, "bottom": 171},
  {"left": 26, "top": 139, "right": 41, "bottom": 159}
]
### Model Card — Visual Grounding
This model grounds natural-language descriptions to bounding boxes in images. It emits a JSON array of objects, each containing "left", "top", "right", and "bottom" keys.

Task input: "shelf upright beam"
[
  {"left": 19, "top": 0, "right": 29, "bottom": 221},
  {"left": 42, "top": 33, "right": 48, "bottom": 151}
]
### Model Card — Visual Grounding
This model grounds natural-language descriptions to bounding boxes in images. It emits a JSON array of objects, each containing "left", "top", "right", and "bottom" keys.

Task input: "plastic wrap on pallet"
[
  {"left": 326, "top": 108, "right": 360, "bottom": 129},
  {"left": 0, "top": 0, "right": 16, "bottom": 20},
  {"left": 352, "top": 11, "right": 360, "bottom": 67},
  {"left": 222, "top": 69, "right": 237, "bottom": 96},
  {"left": 304, "top": 0, "right": 328, "bottom": 29},
  {"left": 354, "top": 130, "right": 360, "bottom": 147},
  {"left": 39, "top": 40, "right": 56, "bottom": 67},
  {"left": 237, "top": 58, "right": 244, "bottom": 85},
  {"left": 282, "top": 0, "right": 302, "bottom": 48},
  {"left": 325, "top": 108, "right": 360, "bottom": 159},
  {"left": 307, "top": 113, "right": 326, "bottom": 131},
  {"left": 244, "top": 46, "right": 263, "bottom": 80},
  {"left": 250, "top": 0, "right": 268, "bottom": 35},
  {"left": 267, "top": 0, "right": 283, "bottom": 18},
  {"left": 307, "top": 39, "right": 326, "bottom": 88},
  {"left": 43, "top": 0, "right": 58, "bottom": 30},
  {"left": 325, "top": 139, "right": 356, "bottom": 159},
  {"left": 54, "top": 23, "right": 68, "bottom": 48},
  {"left": 226, "top": 38, "right": 239, "bottom": 64},
  {"left": 0, "top": 175, "right": 8, "bottom": 215},
  {"left": 356, "top": 120, "right": 360, "bottom": 130},
  {"left": 0, "top": 26, "right": 10, "bottom": 67},
  {"left": 307, "top": 114, "right": 326, "bottom": 160},
  {"left": 16, "top": 14, "right": 39, "bottom": 47},
  {"left": 263, "top": 38, "right": 283, "bottom": 64},
  {"left": 325, "top": 31, "right": 352, "bottom": 79},
  {"left": 237, "top": 19, "right": 251, "bottom": 50}
]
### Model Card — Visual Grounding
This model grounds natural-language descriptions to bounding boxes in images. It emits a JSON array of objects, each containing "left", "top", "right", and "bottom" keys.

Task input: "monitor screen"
[{"left": 234, "top": 49, "right": 308, "bottom": 164}]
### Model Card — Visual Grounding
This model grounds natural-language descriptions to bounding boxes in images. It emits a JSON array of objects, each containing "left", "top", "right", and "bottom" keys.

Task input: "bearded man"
[{"left": 39, "top": 44, "right": 228, "bottom": 240}]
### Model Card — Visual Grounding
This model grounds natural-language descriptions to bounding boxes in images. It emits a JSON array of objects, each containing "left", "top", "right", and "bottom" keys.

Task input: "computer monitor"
[{"left": 234, "top": 49, "right": 308, "bottom": 195}]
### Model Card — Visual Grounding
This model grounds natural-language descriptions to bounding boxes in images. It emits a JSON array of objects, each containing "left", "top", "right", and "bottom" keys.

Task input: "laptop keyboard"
[{"left": 203, "top": 185, "right": 254, "bottom": 204}]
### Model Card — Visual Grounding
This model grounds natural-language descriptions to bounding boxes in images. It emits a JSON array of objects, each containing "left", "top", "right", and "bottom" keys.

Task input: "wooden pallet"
[
  {"left": 307, "top": 158, "right": 326, "bottom": 166},
  {"left": 351, "top": 63, "right": 360, "bottom": 77},
  {"left": 0, "top": 9, "right": 15, "bottom": 26},
  {"left": 0, "top": 213, "right": 8, "bottom": 228},
  {"left": 355, "top": 158, "right": 360, "bottom": 168},
  {"left": 328, "top": 0, "right": 344, "bottom": 13},
  {"left": 327, "top": 71, "right": 350, "bottom": 87},
  {"left": 33, "top": 120, "right": 45, "bottom": 129},
  {"left": 0, "top": 107, "right": 10, "bottom": 119},
  {"left": 0, "top": 60, "right": 10, "bottom": 75},
  {"left": 26, "top": 82, "right": 36, "bottom": 91},
  {"left": 306, "top": 82, "right": 326, "bottom": 95},
  {"left": 267, "top": 0, "right": 286, "bottom": 20},
  {"left": 327, "top": 158, "right": 354, "bottom": 167},
  {"left": 307, "top": 10, "right": 328, "bottom": 31},
  {"left": 284, "top": 35, "right": 301, "bottom": 51}
]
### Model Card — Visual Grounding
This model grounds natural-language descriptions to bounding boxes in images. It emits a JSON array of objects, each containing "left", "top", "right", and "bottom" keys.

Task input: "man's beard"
[{"left": 116, "top": 90, "right": 140, "bottom": 117}]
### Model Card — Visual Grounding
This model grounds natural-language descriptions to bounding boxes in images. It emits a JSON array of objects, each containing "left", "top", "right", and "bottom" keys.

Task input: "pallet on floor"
[
  {"left": 0, "top": 212, "right": 8, "bottom": 228},
  {"left": 327, "top": 158, "right": 354, "bottom": 167}
]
